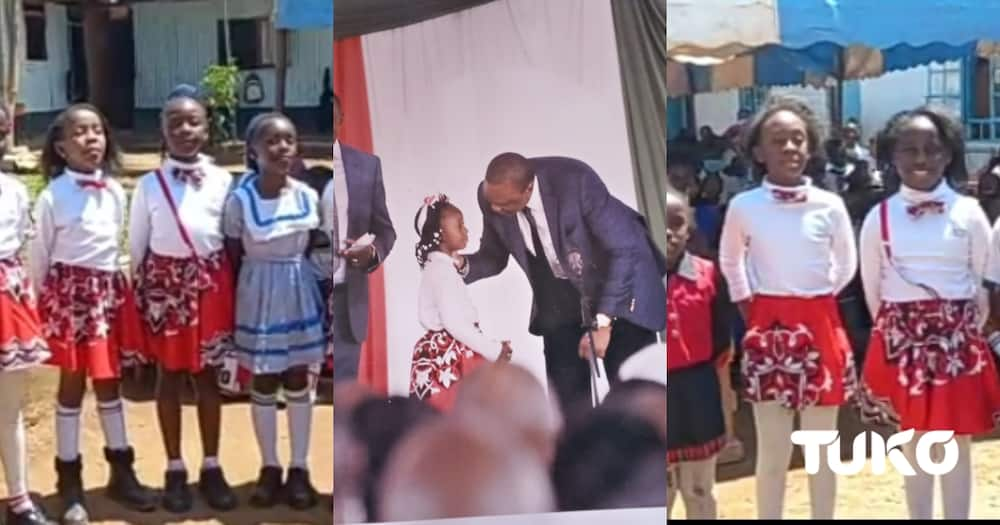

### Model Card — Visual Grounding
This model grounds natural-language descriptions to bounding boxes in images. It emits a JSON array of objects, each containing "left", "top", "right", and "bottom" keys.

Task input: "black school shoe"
[
  {"left": 161, "top": 470, "right": 193, "bottom": 514},
  {"left": 54, "top": 456, "right": 88, "bottom": 525},
  {"left": 199, "top": 467, "right": 238, "bottom": 511},
  {"left": 285, "top": 467, "right": 318, "bottom": 510},
  {"left": 104, "top": 447, "right": 156, "bottom": 512},
  {"left": 5, "top": 504, "right": 51, "bottom": 525},
  {"left": 249, "top": 466, "right": 284, "bottom": 508}
]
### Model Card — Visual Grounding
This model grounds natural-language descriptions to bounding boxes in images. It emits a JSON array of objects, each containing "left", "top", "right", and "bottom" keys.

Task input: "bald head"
[
  {"left": 378, "top": 418, "right": 555, "bottom": 521},
  {"left": 484, "top": 153, "right": 534, "bottom": 215},
  {"left": 453, "top": 363, "right": 562, "bottom": 464}
]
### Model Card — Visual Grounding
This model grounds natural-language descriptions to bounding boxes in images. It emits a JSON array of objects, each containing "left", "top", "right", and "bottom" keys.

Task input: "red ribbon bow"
[
  {"left": 771, "top": 188, "right": 807, "bottom": 203},
  {"left": 76, "top": 179, "right": 106, "bottom": 190},
  {"left": 173, "top": 167, "right": 204, "bottom": 188},
  {"left": 906, "top": 200, "right": 945, "bottom": 219}
]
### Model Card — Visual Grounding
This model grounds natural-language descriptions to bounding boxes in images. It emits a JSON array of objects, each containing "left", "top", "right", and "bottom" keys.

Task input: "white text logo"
[{"left": 790, "top": 429, "right": 958, "bottom": 476}]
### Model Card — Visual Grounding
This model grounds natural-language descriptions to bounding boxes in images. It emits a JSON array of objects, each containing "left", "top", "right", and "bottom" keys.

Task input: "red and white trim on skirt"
[
  {"left": 410, "top": 330, "right": 487, "bottom": 413},
  {"left": 858, "top": 299, "right": 1000, "bottom": 435},
  {"left": 740, "top": 295, "right": 856, "bottom": 411},
  {"left": 135, "top": 251, "right": 235, "bottom": 373},
  {"left": 668, "top": 435, "right": 727, "bottom": 464},
  {"left": 0, "top": 258, "right": 51, "bottom": 370},
  {"left": 38, "top": 263, "right": 145, "bottom": 379}
]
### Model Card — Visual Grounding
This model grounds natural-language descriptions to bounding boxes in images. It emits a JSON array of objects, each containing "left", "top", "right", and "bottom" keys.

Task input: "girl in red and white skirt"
[
  {"left": 666, "top": 190, "right": 731, "bottom": 520},
  {"left": 857, "top": 107, "right": 1000, "bottom": 519},
  {"left": 0, "top": 105, "right": 52, "bottom": 525},
  {"left": 30, "top": 104, "right": 156, "bottom": 523},
  {"left": 718, "top": 97, "right": 858, "bottom": 519},
  {"left": 409, "top": 195, "right": 512, "bottom": 412},
  {"left": 129, "top": 87, "right": 238, "bottom": 513}
]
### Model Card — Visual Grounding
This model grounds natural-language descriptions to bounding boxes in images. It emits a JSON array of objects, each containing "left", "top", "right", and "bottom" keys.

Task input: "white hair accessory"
[{"left": 414, "top": 193, "right": 448, "bottom": 234}]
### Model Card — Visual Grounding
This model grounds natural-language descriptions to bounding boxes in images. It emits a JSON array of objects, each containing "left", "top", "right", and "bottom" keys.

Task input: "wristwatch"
[{"left": 595, "top": 313, "right": 613, "bottom": 329}]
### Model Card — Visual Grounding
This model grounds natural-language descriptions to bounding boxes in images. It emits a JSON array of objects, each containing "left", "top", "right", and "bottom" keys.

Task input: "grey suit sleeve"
[
  {"left": 366, "top": 156, "right": 397, "bottom": 273},
  {"left": 464, "top": 183, "right": 510, "bottom": 284},
  {"left": 580, "top": 169, "right": 640, "bottom": 317}
]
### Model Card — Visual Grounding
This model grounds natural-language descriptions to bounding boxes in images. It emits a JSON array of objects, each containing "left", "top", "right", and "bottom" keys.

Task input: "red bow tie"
[
  {"left": 76, "top": 179, "right": 106, "bottom": 190},
  {"left": 173, "top": 167, "right": 204, "bottom": 188},
  {"left": 771, "top": 188, "right": 807, "bottom": 203},
  {"left": 906, "top": 200, "right": 945, "bottom": 219}
]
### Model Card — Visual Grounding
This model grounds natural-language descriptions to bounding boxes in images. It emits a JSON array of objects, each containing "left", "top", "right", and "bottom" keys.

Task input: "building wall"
[
  {"left": 858, "top": 66, "right": 929, "bottom": 143},
  {"left": 132, "top": 0, "right": 332, "bottom": 109},
  {"left": 20, "top": 3, "right": 70, "bottom": 113}
]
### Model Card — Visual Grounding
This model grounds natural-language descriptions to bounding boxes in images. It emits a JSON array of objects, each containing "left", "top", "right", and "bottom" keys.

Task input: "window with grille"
[
  {"left": 24, "top": 0, "right": 47, "bottom": 61},
  {"left": 217, "top": 18, "right": 278, "bottom": 70}
]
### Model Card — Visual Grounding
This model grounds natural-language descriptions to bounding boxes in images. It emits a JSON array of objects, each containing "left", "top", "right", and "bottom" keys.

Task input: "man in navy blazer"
[
  {"left": 457, "top": 153, "right": 667, "bottom": 413},
  {"left": 328, "top": 94, "right": 397, "bottom": 383}
]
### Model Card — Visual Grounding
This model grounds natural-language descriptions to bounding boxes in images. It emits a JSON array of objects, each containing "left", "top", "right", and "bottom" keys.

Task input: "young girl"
[
  {"left": 224, "top": 112, "right": 325, "bottom": 509},
  {"left": 409, "top": 194, "right": 512, "bottom": 412},
  {"left": 0, "top": 105, "right": 52, "bottom": 525},
  {"left": 129, "top": 86, "right": 238, "bottom": 513},
  {"left": 858, "top": 107, "right": 1000, "bottom": 519},
  {"left": 718, "top": 96, "right": 858, "bottom": 519},
  {"left": 30, "top": 104, "right": 156, "bottom": 522},
  {"left": 666, "top": 191, "right": 730, "bottom": 520}
]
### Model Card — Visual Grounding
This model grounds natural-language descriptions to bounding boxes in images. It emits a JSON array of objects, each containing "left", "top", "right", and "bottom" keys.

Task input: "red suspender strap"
[{"left": 154, "top": 169, "right": 199, "bottom": 258}]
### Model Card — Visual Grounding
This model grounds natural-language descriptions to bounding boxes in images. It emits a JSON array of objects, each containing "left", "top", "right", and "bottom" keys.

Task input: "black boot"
[
  {"left": 161, "top": 470, "right": 192, "bottom": 514},
  {"left": 5, "top": 500, "right": 51, "bottom": 525},
  {"left": 285, "top": 467, "right": 318, "bottom": 510},
  {"left": 103, "top": 448, "right": 156, "bottom": 512},
  {"left": 249, "top": 466, "right": 283, "bottom": 508},
  {"left": 199, "top": 467, "right": 238, "bottom": 511},
  {"left": 54, "top": 457, "right": 88, "bottom": 525}
]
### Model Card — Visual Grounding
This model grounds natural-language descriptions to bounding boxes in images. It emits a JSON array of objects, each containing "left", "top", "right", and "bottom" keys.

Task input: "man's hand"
[
  {"left": 578, "top": 325, "right": 612, "bottom": 360},
  {"left": 453, "top": 254, "right": 467, "bottom": 272},
  {"left": 498, "top": 340, "right": 513, "bottom": 362},
  {"left": 339, "top": 239, "right": 376, "bottom": 268}
]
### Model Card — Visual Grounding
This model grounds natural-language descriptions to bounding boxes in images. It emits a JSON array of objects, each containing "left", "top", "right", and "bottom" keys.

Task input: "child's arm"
[
  {"left": 985, "top": 216, "right": 1000, "bottom": 327},
  {"left": 858, "top": 206, "right": 883, "bottom": 319},
  {"left": 128, "top": 180, "right": 151, "bottom": 278},
  {"left": 830, "top": 198, "right": 859, "bottom": 294},
  {"left": 968, "top": 205, "right": 992, "bottom": 328},
  {"left": 28, "top": 191, "right": 55, "bottom": 294},
  {"left": 221, "top": 194, "right": 245, "bottom": 277},
  {"left": 711, "top": 267, "right": 734, "bottom": 365},
  {"left": 718, "top": 201, "right": 751, "bottom": 319},
  {"left": 430, "top": 262, "right": 504, "bottom": 361}
]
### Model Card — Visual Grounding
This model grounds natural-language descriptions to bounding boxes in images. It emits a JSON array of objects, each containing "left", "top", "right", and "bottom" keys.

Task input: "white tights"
[
  {"left": 752, "top": 401, "right": 839, "bottom": 519},
  {"left": 667, "top": 456, "right": 717, "bottom": 519},
  {"left": 902, "top": 432, "right": 972, "bottom": 519},
  {"left": 0, "top": 370, "right": 29, "bottom": 500}
]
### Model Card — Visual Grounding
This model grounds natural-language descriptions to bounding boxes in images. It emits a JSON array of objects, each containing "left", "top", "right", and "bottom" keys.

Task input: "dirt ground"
[
  {"left": 8, "top": 367, "right": 333, "bottom": 525},
  {"left": 670, "top": 399, "right": 1000, "bottom": 519}
]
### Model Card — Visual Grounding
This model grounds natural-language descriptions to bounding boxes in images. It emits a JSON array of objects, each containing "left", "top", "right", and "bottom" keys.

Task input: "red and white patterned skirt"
[
  {"left": 135, "top": 251, "right": 235, "bottom": 373},
  {"left": 0, "top": 258, "right": 50, "bottom": 371},
  {"left": 39, "top": 263, "right": 145, "bottom": 379},
  {"left": 858, "top": 299, "right": 1000, "bottom": 435},
  {"left": 740, "top": 295, "right": 856, "bottom": 410},
  {"left": 410, "top": 330, "right": 487, "bottom": 412}
]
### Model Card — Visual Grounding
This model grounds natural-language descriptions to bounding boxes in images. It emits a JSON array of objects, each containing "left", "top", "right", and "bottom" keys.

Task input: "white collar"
[
  {"left": 163, "top": 154, "right": 208, "bottom": 173},
  {"left": 427, "top": 251, "right": 456, "bottom": 265},
  {"left": 333, "top": 140, "right": 342, "bottom": 161},
  {"left": 899, "top": 179, "right": 953, "bottom": 204},
  {"left": 761, "top": 176, "right": 812, "bottom": 193},
  {"left": 526, "top": 178, "right": 543, "bottom": 211},
  {"left": 64, "top": 168, "right": 104, "bottom": 184},
  {"left": 675, "top": 252, "right": 698, "bottom": 281}
]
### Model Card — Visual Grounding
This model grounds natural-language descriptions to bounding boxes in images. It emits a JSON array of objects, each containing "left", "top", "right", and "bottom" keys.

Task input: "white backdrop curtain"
[{"left": 362, "top": 0, "right": 638, "bottom": 396}]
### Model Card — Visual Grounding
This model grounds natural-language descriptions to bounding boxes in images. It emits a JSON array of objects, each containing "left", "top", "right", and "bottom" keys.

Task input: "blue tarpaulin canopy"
[
  {"left": 667, "top": 0, "right": 1000, "bottom": 95},
  {"left": 275, "top": 0, "right": 333, "bottom": 30}
]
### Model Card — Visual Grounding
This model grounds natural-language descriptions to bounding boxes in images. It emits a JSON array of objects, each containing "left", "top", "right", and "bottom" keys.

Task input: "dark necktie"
[{"left": 522, "top": 208, "right": 546, "bottom": 261}]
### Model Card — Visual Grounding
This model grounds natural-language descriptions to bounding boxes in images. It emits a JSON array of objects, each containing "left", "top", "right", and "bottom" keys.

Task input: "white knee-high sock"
[
  {"left": 285, "top": 386, "right": 313, "bottom": 469},
  {"left": 0, "top": 371, "right": 29, "bottom": 505},
  {"left": 97, "top": 399, "right": 128, "bottom": 451},
  {"left": 903, "top": 431, "right": 935, "bottom": 519},
  {"left": 940, "top": 435, "right": 972, "bottom": 519},
  {"left": 678, "top": 456, "right": 718, "bottom": 519},
  {"left": 752, "top": 401, "right": 795, "bottom": 519},
  {"left": 251, "top": 390, "right": 280, "bottom": 468},
  {"left": 800, "top": 405, "right": 840, "bottom": 519},
  {"left": 56, "top": 404, "right": 81, "bottom": 462}
]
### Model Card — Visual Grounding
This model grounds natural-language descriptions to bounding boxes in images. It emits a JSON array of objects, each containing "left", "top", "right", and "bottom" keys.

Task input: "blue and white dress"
[{"left": 223, "top": 174, "right": 326, "bottom": 374}]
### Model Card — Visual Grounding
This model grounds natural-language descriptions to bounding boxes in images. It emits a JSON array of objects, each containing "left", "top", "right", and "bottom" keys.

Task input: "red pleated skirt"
[
  {"left": 859, "top": 299, "right": 1000, "bottom": 435},
  {"left": 410, "top": 330, "right": 487, "bottom": 413},
  {"left": 135, "top": 251, "right": 235, "bottom": 373},
  {"left": 0, "top": 258, "right": 51, "bottom": 370},
  {"left": 38, "top": 263, "right": 145, "bottom": 379},
  {"left": 740, "top": 294, "right": 856, "bottom": 410}
]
